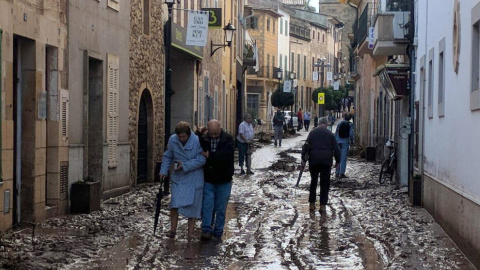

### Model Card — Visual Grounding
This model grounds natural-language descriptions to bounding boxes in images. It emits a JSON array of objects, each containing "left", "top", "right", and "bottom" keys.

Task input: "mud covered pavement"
[{"left": 0, "top": 132, "right": 476, "bottom": 269}]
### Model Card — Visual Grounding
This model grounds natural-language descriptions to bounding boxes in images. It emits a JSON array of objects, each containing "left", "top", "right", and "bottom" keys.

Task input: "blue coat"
[{"left": 160, "top": 134, "right": 206, "bottom": 218}]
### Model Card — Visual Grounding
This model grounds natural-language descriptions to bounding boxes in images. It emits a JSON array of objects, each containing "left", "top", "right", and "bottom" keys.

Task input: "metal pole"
[
  {"left": 164, "top": 4, "right": 173, "bottom": 150},
  {"left": 320, "top": 60, "right": 324, "bottom": 116}
]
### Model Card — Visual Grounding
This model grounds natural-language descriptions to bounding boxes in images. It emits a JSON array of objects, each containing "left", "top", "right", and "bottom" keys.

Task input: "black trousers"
[{"left": 308, "top": 164, "right": 331, "bottom": 205}]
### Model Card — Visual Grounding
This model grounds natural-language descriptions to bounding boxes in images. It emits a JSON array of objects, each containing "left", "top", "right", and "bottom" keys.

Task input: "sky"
[{"left": 311, "top": 1, "right": 319, "bottom": 13}]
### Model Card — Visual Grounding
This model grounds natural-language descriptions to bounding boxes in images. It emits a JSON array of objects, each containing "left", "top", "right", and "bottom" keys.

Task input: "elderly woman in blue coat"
[{"left": 160, "top": 121, "right": 206, "bottom": 239}]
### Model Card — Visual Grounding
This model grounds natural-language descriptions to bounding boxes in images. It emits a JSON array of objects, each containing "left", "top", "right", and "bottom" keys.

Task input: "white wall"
[{"left": 415, "top": 0, "right": 480, "bottom": 204}]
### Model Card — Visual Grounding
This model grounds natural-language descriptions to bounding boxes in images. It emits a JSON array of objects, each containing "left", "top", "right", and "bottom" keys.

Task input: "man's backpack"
[
  {"left": 273, "top": 113, "right": 283, "bottom": 126},
  {"left": 338, "top": 121, "right": 351, "bottom": 138}
]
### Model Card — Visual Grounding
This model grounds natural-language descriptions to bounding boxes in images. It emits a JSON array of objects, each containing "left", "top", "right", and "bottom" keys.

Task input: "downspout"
[
  {"left": 0, "top": 29, "right": 2, "bottom": 183},
  {"left": 408, "top": 0, "right": 417, "bottom": 202}
]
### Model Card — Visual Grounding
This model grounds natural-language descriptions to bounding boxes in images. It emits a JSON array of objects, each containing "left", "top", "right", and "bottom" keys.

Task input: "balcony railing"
[
  {"left": 356, "top": 3, "right": 369, "bottom": 45},
  {"left": 290, "top": 24, "right": 311, "bottom": 41}
]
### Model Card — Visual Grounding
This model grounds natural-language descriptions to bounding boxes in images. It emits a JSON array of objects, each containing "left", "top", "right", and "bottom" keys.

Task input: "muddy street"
[{"left": 0, "top": 131, "right": 476, "bottom": 269}]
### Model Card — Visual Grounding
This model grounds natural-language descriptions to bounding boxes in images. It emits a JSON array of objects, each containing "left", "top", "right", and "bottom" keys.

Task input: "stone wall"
[{"left": 129, "top": 1, "right": 166, "bottom": 184}]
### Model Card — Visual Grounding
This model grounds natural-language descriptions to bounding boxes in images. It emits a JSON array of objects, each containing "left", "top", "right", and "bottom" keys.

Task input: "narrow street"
[{"left": 0, "top": 131, "right": 475, "bottom": 270}]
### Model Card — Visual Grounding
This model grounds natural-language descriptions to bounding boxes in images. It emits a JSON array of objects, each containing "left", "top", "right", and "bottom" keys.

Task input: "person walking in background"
[
  {"left": 303, "top": 111, "right": 311, "bottom": 131},
  {"left": 313, "top": 115, "right": 319, "bottom": 128},
  {"left": 160, "top": 121, "right": 206, "bottom": 239},
  {"left": 297, "top": 108, "right": 303, "bottom": 131},
  {"left": 335, "top": 114, "right": 354, "bottom": 179},
  {"left": 301, "top": 117, "right": 340, "bottom": 213},
  {"left": 237, "top": 113, "right": 255, "bottom": 175},
  {"left": 327, "top": 112, "right": 336, "bottom": 131},
  {"left": 272, "top": 109, "right": 284, "bottom": 147},
  {"left": 200, "top": 120, "right": 235, "bottom": 241}
]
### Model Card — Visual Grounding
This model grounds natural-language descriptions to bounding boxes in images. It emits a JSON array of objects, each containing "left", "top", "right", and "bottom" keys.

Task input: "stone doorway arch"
[{"left": 137, "top": 89, "right": 154, "bottom": 184}]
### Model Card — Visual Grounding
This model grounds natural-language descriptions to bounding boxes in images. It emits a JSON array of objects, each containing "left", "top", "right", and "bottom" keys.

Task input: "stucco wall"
[{"left": 415, "top": 1, "right": 480, "bottom": 266}]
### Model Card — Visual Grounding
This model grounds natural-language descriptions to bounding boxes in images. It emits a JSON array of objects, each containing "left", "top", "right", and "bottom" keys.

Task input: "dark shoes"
[
  {"left": 319, "top": 205, "right": 327, "bottom": 212},
  {"left": 240, "top": 169, "right": 245, "bottom": 175},
  {"left": 200, "top": 231, "right": 212, "bottom": 241},
  {"left": 274, "top": 141, "right": 277, "bottom": 146},
  {"left": 246, "top": 170, "right": 254, "bottom": 175},
  {"left": 339, "top": 174, "right": 348, "bottom": 179}
]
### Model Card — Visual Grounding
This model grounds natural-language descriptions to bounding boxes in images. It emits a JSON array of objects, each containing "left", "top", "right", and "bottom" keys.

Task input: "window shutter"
[
  {"left": 60, "top": 161, "right": 68, "bottom": 199},
  {"left": 107, "top": 54, "right": 119, "bottom": 168},
  {"left": 60, "top": 89, "right": 69, "bottom": 141}
]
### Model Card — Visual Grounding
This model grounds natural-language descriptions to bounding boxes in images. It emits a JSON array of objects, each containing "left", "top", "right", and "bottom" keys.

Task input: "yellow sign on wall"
[{"left": 318, "top": 93, "right": 325, "bottom": 104}]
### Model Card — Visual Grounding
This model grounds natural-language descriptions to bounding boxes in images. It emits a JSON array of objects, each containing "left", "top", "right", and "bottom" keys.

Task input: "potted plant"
[{"left": 70, "top": 176, "right": 101, "bottom": 213}]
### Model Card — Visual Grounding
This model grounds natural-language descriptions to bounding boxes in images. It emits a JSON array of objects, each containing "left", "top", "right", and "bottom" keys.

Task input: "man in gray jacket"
[{"left": 302, "top": 117, "right": 340, "bottom": 212}]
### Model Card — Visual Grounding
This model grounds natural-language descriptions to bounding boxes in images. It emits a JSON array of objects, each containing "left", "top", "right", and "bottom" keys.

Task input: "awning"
[{"left": 374, "top": 64, "right": 409, "bottom": 100}]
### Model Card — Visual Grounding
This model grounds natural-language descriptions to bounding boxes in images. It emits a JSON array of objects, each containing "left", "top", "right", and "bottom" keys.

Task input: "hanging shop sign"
[
  {"left": 327, "top": 71, "right": 333, "bottom": 81},
  {"left": 374, "top": 64, "right": 409, "bottom": 100},
  {"left": 283, "top": 80, "right": 292, "bottom": 93},
  {"left": 318, "top": 93, "right": 325, "bottom": 105},
  {"left": 368, "top": 27, "right": 375, "bottom": 49},
  {"left": 201, "top": 8, "right": 222, "bottom": 28},
  {"left": 186, "top": 11, "right": 209, "bottom": 46},
  {"left": 172, "top": 22, "right": 204, "bottom": 59}
]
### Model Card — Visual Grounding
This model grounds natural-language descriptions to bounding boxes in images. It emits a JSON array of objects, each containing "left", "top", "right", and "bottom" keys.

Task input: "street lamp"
[
  {"left": 164, "top": 0, "right": 176, "bottom": 151},
  {"left": 276, "top": 68, "right": 283, "bottom": 80},
  {"left": 211, "top": 23, "right": 236, "bottom": 56}
]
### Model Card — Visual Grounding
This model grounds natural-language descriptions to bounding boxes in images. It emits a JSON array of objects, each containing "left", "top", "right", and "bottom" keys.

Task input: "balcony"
[
  {"left": 244, "top": 40, "right": 257, "bottom": 67},
  {"left": 353, "top": 4, "right": 370, "bottom": 56},
  {"left": 373, "top": 11, "right": 410, "bottom": 56}
]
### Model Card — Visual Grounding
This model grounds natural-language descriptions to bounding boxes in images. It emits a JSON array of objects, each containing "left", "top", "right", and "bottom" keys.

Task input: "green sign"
[
  {"left": 201, "top": 8, "right": 222, "bottom": 28},
  {"left": 171, "top": 23, "right": 204, "bottom": 59}
]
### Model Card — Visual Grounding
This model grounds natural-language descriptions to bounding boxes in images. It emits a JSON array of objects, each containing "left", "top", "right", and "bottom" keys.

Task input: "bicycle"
[{"left": 379, "top": 140, "right": 398, "bottom": 184}]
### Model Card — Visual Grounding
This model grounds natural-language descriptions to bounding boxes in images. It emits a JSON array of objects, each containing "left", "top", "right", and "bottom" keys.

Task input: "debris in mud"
[{"left": 268, "top": 151, "right": 299, "bottom": 172}]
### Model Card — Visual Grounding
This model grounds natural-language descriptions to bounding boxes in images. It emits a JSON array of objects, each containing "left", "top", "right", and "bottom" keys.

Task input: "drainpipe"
[{"left": 408, "top": 0, "right": 417, "bottom": 204}]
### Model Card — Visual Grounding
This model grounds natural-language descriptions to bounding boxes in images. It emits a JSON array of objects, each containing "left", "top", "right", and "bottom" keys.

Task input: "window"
[
  {"left": 247, "top": 94, "right": 259, "bottom": 118},
  {"left": 280, "top": 18, "right": 283, "bottom": 34},
  {"left": 267, "top": 19, "right": 270, "bottom": 31},
  {"left": 471, "top": 4, "right": 480, "bottom": 110},
  {"left": 322, "top": 34, "right": 325, "bottom": 43},
  {"left": 279, "top": 54, "right": 283, "bottom": 71},
  {"left": 297, "top": 54, "right": 300, "bottom": 79},
  {"left": 386, "top": 0, "right": 410, "bottom": 11},
  {"left": 303, "top": 55, "right": 307, "bottom": 80},
  {"left": 143, "top": 0, "right": 150, "bottom": 35},
  {"left": 272, "top": 56, "right": 275, "bottom": 73},
  {"left": 284, "top": 55, "right": 287, "bottom": 77},
  {"left": 438, "top": 38, "right": 445, "bottom": 117},
  {"left": 285, "top": 20, "right": 288, "bottom": 35},
  {"left": 267, "top": 54, "right": 270, "bottom": 78},
  {"left": 291, "top": 52, "right": 294, "bottom": 71},
  {"left": 428, "top": 48, "right": 434, "bottom": 118},
  {"left": 313, "top": 31, "right": 315, "bottom": 39},
  {"left": 107, "top": 54, "right": 119, "bottom": 167}
]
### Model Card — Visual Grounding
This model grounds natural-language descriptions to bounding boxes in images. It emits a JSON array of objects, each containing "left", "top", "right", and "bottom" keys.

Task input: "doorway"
[
  {"left": 87, "top": 58, "right": 103, "bottom": 183},
  {"left": 137, "top": 90, "right": 153, "bottom": 184},
  {"left": 13, "top": 36, "right": 36, "bottom": 224}
]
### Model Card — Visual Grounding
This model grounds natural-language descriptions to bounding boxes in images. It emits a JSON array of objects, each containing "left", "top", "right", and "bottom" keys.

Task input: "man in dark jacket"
[
  {"left": 302, "top": 117, "right": 340, "bottom": 213},
  {"left": 200, "top": 120, "right": 235, "bottom": 240}
]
